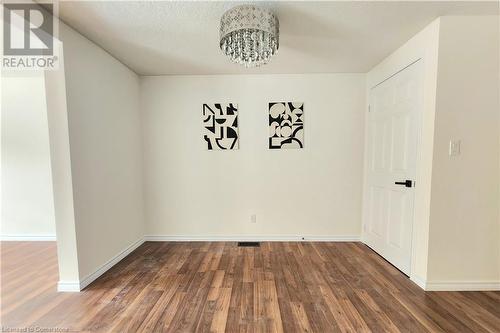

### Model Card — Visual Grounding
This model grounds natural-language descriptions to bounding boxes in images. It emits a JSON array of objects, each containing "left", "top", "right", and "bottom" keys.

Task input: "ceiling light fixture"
[{"left": 219, "top": 5, "right": 279, "bottom": 68}]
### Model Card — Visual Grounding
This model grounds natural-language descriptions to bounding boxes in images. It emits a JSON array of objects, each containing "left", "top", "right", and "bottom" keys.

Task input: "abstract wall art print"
[
  {"left": 202, "top": 103, "right": 239, "bottom": 150},
  {"left": 269, "top": 102, "right": 304, "bottom": 149}
]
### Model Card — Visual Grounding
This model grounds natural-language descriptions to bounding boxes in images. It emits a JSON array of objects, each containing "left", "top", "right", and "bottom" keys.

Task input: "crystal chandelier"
[{"left": 220, "top": 5, "right": 279, "bottom": 68}]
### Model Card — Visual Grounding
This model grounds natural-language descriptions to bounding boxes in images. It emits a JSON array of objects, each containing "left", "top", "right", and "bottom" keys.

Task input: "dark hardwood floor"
[{"left": 1, "top": 241, "right": 499, "bottom": 332}]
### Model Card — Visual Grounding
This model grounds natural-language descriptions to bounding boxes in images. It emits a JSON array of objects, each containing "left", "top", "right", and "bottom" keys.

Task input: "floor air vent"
[{"left": 238, "top": 242, "right": 260, "bottom": 247}]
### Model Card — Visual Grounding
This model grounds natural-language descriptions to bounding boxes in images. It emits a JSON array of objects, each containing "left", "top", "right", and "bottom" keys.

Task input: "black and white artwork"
[
  {"left": 269, "top": 102, "right": 304, "bottom": 149},
  {"left": 203, "top": 103, "right": 239, "bottom": 150}
]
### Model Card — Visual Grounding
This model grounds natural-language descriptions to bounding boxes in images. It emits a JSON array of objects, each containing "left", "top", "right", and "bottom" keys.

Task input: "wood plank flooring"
[{"left": 1, "top": 241, "right": 499, "bottom": 332}]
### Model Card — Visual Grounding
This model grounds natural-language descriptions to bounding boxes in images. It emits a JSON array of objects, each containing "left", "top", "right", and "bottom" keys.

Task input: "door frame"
[{"left": 361, "top": 59, "right": 425, "bottom": 279}]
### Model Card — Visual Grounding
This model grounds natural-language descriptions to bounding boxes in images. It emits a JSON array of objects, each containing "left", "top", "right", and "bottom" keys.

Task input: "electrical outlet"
[
  {"left": 250, "top": 214, "right": 257, "bottom": 223},
  {"left": 449, "top": 140, "right": 461, "bottom": 156}
]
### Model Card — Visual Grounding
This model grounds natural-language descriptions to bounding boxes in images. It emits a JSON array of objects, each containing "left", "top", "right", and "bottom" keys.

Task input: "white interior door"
[{"left": 363, "top": 61, "right": 423, "bottom": 275}]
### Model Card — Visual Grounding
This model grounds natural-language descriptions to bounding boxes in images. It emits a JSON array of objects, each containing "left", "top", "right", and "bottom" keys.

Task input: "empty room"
[{"left": 1, "top": 1, "right": 499, "bottom": 332}]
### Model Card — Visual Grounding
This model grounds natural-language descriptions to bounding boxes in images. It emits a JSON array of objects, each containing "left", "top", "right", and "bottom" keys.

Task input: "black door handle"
[{"left": 395, "top": 180, "right": 413, "bottom": 188}]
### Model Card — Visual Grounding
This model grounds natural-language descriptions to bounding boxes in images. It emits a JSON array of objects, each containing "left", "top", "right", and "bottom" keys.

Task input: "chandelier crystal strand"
[{"left": 220, "top": 5, "right": 279, "bottom": 68}]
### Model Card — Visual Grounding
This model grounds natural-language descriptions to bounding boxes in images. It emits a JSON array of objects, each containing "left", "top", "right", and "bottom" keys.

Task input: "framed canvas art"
[
  {"left": 203, "top": 103, "right": 239, "bottom": 150},
  {"left": 269, "top": 102, "right": 304, "bottom": 149}
]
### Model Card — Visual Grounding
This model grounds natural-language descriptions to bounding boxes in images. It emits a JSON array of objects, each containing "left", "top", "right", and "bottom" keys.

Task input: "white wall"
[
  {"left": 1, "top": 71, "right": 56, "bottom": 239},
  {"left": 59, "top": 22, "right": 145, "bottom": 281},
  {"left": 366, "top": 16, "right": 500, "bottom": 290},
  {"left": 44, "top": 42, "right": 81, "bottom": 286},
  {"left": 18, "top": 13, "right": 494, "bottom": 292},
  {"left": 427, "top": 16, "right": 500, "bottom": 286},
  {"left": 141, "top": 74, "right": 365, "bottom": 239}
]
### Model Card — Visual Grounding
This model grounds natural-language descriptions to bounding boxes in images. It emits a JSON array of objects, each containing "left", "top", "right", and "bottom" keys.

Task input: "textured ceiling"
[{"left": 56, "top": 1, "right": 498, "bottom": 75}]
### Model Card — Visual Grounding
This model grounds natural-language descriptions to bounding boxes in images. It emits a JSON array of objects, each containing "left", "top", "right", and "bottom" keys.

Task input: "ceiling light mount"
[{"left": 219, "top": 5, "right": 279, "bottom": 68}]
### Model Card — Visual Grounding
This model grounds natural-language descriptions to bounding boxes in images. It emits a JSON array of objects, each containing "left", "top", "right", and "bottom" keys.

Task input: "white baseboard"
[
  {"left": 144, "top": 235, "right": 361, "bottom": 242},
  {"left": 57, "top": 281, "right": 81, "bottom": 292},
  {"left": 424, "top": 281, "right": 500, "bottom": 291},
  {"left": 78, "top": 237, "right": 145, "bottom": 290},
  {"left": 56, "top": 235, "right": 359, "bottom": 292},
  {"left": 410, "top": 275, "right": 500, "bottom": 291},
  {"left": 0, "top": 234, "right": 56, "bottom": 241},
  {"left": 57, "top": 237, "right": 145, "bottom": 292},
  {"left": 410, "top": 275, "right": 427, "bottom": 290}
]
